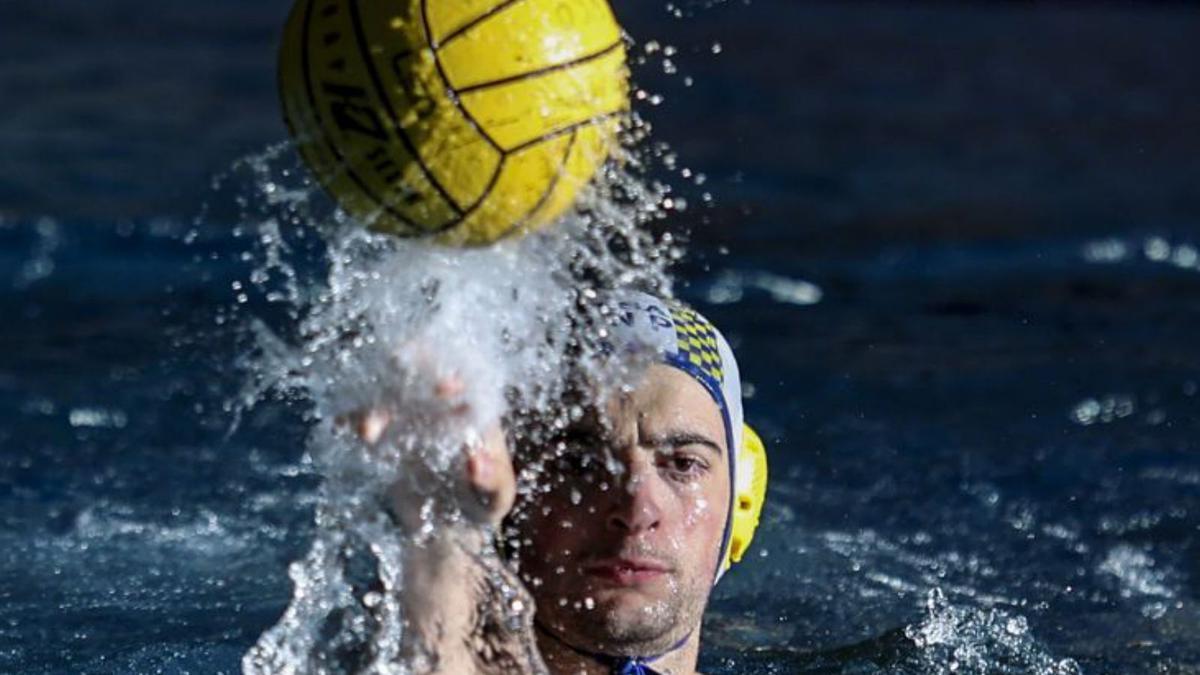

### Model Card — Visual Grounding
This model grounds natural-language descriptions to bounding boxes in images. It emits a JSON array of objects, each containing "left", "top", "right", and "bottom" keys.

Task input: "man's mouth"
[{"left": 583, "top": 557, "right": 670, "bottom": 586}]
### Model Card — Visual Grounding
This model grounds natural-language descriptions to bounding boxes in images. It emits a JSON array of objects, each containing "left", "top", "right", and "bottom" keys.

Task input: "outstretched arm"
[{"left": 346, "top": 379, "right": 546, "bottom": 675}]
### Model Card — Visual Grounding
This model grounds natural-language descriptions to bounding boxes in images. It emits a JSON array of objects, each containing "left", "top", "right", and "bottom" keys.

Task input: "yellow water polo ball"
[{"left": 278, "top": 0, "right": 630, "bottom": 246}]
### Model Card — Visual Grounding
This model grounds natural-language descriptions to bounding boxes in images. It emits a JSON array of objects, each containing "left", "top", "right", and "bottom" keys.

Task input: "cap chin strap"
[{"left": 534, "top": 620, "right": 690, "bottom": 675}]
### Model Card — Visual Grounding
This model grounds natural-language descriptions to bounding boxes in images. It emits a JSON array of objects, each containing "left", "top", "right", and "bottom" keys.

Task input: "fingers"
[
  {"left": 335, "top": 408, "right": 393, "bottom": 444},
  {"left": 434, "top": 373, "right": 465, "bottom": 400},
  {"left": 434, "top": 374, "right": 471, "bottom": 417},
  {"left": 463, "top": 424, "right": 517, "bottom": 526},
  {"left": 336, "top": 372, "right": 467, "bottom": 445},
  {"left": 334, "top": 360, "right": 517, "bottom": 527},
  {"left": 464, "top": 424, "right": 506, "bottom": 490},
  {"left": 359, "top": 408, "right": 392, "bottom": 444},
  {"left": 399, "top": 343, "right": 467, "bottom": 409}
]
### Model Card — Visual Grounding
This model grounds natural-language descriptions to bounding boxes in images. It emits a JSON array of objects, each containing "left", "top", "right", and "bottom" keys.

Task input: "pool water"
[{"left": 2, "top": 1, "right": 1199, "bottom": 673}]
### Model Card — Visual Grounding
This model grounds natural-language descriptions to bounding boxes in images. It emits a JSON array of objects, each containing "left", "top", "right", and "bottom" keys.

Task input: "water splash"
[
  {"left": 212, "top": 126, "right": 681, "bottom": 672},
  {"left": 218, "top": 6, "right": 769, "bottom": 669},
  {"left": 902, "top": 589, "right": 1081, "bottom": 675},
  {"left": 1098, "top": 545, "right": 1178, "bottom": 620}
]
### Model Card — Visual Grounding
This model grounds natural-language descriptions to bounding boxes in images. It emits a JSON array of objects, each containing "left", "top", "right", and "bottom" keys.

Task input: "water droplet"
[{"left": 1005, "top": 616, "right": 1028, "bottom": 636}]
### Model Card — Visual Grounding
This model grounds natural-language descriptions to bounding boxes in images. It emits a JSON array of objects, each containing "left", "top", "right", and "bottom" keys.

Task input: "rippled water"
[{"left": 3, "top": 1, "right": 1199, "bottom": 673}]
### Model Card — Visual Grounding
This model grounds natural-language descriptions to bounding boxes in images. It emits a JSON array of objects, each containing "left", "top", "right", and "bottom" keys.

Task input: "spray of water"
[
  {"left": 901, "top": 589, "right": 1082, "bottom": 675},
  {"left": 208, "top": 118, "right": 683, "bottom": 673}
]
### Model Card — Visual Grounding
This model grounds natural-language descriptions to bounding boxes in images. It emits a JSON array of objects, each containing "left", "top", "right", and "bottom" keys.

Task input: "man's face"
[{"left": 512, "top": 364, "right": 730, "bottom": 656}]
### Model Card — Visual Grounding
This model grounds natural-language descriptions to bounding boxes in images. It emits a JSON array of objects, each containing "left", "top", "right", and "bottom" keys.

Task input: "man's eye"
[{"left": 661, "top": 454, "right": 708, "bottom": 479}]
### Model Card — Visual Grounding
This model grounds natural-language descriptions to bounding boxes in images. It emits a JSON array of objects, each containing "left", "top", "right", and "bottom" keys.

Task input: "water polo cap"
[{"left": 607, "top": 291, "right": 768, "bottom": 583}]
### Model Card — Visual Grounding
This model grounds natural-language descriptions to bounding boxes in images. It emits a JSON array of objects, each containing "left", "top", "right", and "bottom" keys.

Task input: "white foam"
[
  {"left": 68, "top": 407, "right": 128, "bottom": 429},
  {"left": 903, "top": 588, "right": 1081, "bottom": 674},
  {"left": 229, "top": 140, "right": 678, "bottom": 671},
  {"left": 1098, "top": 545, "right": 1174, "bottom": 600}
]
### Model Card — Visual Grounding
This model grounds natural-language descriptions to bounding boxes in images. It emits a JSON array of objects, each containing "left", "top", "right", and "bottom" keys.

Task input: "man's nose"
[{"left": 605, "top": 456, "right": 662, "bottom": 534}]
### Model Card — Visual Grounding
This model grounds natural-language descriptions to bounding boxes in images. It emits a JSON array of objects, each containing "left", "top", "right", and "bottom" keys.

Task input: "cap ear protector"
[{"left": 722, "top": 423, "right": 768, "bottom": 571}]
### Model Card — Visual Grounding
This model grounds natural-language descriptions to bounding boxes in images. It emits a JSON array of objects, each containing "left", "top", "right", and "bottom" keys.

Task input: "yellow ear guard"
[{"left": 722, "top": 423, "right": 768, "bottom": 571}]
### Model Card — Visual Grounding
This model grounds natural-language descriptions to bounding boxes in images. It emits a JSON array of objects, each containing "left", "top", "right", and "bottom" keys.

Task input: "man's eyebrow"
[{"left": 644, "top": 430, "right": 724, "bottom": 457}]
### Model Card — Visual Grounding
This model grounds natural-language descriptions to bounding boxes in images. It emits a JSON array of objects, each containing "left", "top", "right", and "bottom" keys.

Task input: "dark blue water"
[{"left": 3, "top": 1, "right": 1199, "bottom": 673}]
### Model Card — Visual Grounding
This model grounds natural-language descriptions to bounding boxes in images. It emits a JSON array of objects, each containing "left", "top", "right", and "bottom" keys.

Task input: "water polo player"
[{"left": 351, "top": 291, "right": 767, "bottom": 675}]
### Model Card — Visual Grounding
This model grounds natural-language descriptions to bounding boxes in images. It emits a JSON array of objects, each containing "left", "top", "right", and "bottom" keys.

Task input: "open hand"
[{"left": 343, "top": 373, "right": 517, "bottom": 529}]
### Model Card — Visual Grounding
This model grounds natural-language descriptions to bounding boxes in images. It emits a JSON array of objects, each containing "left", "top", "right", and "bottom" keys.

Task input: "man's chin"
[
  {"left": 537, "top": 586, "right": 690, "bottom": 657},
  {"left": 543, "top": 582, "right": 671, "bottom": 626},
  {"left": 583, "top": 598, "right": 681, "bottom": 654},
  {"left": 592, "top": 581, "right": 680, "bottom": 623}
]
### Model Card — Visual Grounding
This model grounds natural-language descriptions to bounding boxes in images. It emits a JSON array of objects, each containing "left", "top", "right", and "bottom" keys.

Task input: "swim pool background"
[{"left": 2, "top": 1, "right": 1199, "bottom": 672}]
